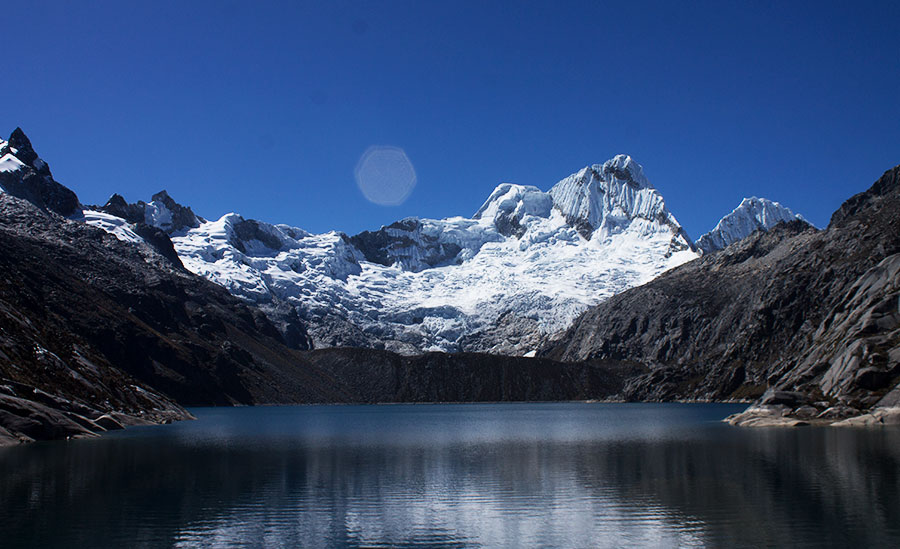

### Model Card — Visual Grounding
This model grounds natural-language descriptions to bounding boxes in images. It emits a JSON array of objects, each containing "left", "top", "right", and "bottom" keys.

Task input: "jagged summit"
[
  {"left": 7, "top": 128, "right": 49, "bottom": 175},
  {"left": 0, "top": 128, "right": 79, "bottom": 216},
  {"left": 600, "top": 154, "right": 651, "bottom": 188},
  {"left": 695, "top": 196, "right": 808, "bottom": 254},
  {"left": 95, "top": 190, "right": 203, "bottom": 234}
]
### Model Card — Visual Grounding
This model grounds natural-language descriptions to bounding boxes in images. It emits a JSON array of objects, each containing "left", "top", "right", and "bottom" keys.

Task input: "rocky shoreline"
[
  {"left": 0, "top": 381, "right": 192, "bottom": 447},
  {"left": 725, "top": 405, "right": 900, "bottom": 427}
]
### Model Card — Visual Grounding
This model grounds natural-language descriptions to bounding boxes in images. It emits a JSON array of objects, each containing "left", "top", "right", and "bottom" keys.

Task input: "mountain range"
[{"left": 1, "top": 126, "right": 895, "bottom": 442}]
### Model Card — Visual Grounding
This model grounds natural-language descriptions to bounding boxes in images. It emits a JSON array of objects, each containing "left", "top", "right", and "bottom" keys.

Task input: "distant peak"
[
  {"left": 738, "top": 196, "right": 772, "bottom": 209},
  {"left": 472, "top": 183, "right": 552, "bottom": 237},
  {"left": 547, "top": 154, "right": 682, "bottom": 242},
  {"left": 695, "top": 196, "right": 808, "bottom": 254},
  {"left": 473, "top": 183, "right": 547, "bottom": 219},
  {"left": 94, "top": 190, "right": 204, "bottom": 233},
  {"left": 146, "top": 190, "right": 204, "bottom": 232}
]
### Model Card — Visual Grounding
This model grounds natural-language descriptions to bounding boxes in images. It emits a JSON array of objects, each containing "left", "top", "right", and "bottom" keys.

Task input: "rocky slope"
[
  {"left": 0, "top": 191, "right": 350, "bottom": 444},
  {"left": 544, "top": 164, "right": 900, "bottom": 422}
]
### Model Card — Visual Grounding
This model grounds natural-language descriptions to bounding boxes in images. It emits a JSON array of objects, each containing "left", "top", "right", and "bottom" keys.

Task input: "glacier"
[{"left": 85, "top": 155, "right": 698, "bottom": 354}]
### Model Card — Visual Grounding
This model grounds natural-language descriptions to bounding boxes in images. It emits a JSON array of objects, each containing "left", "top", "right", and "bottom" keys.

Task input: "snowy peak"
[
  {"left": 0, "top": 150, "right": 26, "bottom": 174},
  {"left": 548, "top": 155, "right": 690, "bottom": 249},
  {"left": 548, "top": 155, "right": 658, "bottom": 235},
  {"left": 473, "top": 184, "right": 552, "bottom": 221},
  {"left": 695, "top": 197, "right": 808, "bottom": 254}
]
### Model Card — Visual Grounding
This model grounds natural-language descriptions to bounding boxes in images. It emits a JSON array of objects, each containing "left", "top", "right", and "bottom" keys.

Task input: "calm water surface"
[{"left": 1, "top": 403, "right": 899, "bottom": 548}]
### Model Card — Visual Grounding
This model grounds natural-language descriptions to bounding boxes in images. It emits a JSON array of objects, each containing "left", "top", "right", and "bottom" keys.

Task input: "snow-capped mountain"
[
  {"left": 86, "top": 155, "right": 698, "bottom": 354},
  {"left": 695, "top": 197, "right": 807, "bottom": 254},
  {"left": 1, "top": 127, "right": 813, "bottom": 355}
]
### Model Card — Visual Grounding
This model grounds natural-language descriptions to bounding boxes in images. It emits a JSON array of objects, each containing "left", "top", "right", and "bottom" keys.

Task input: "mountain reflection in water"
[{"left": 1, "top": 403, "right": 898, "bottom": 548}]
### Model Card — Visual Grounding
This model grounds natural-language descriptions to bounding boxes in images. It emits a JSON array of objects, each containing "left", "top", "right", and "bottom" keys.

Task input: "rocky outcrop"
[
  {"left": 0, "top": 382, "right": 188, "bottom": 446},
  {"left": 457, "top": 310, "right": 546, "bottom": 356},
  {"left": 544, "top": 164, "right": 900, "bottom": 420}
]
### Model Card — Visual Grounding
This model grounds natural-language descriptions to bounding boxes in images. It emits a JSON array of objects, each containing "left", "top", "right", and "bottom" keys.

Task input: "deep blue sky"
[{"left": 3, "top": 1, "right": 898, "bottom": 238}]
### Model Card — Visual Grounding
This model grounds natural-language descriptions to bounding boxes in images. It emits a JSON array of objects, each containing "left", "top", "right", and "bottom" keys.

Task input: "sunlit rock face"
[{"left": 86, "top": 155, "right": 698, "bottom": 355}]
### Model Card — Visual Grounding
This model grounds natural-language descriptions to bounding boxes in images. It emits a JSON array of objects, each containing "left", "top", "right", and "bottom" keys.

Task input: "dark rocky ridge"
[
  {"left": 92, "top": 191, "right": 202, "bottom": 267},
  {"left": 544, "top": 164, "right": 900, "bottom": 420}
]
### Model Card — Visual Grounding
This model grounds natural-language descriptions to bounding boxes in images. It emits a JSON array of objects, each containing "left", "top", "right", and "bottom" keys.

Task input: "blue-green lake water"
[{"left": 1, "top": 402, "right": 899, "bottom": 547}]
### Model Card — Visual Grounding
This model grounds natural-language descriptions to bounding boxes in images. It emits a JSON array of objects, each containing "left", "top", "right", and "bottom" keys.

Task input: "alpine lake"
[{"left": 2, "top": 402, "right": 898, "bottom": 548}]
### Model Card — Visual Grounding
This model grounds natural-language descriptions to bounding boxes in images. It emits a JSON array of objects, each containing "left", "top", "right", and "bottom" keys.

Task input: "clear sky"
[{"left": 3, "top": 1, "right": 898, "bottom": 239}]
